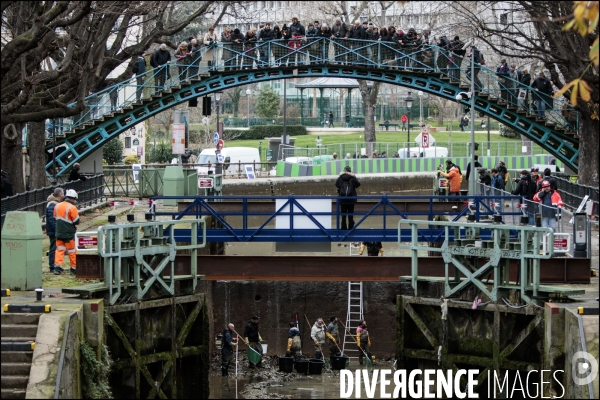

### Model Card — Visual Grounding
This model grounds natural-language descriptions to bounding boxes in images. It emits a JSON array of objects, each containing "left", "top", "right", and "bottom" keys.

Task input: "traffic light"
[{"left": 202, "top": 97, "right": 211, "bottom": 116}]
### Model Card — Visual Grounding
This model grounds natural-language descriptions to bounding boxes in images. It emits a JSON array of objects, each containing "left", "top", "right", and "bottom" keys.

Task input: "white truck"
[{"left": 196, "top": 147, "right": 260, "bottom": 176}]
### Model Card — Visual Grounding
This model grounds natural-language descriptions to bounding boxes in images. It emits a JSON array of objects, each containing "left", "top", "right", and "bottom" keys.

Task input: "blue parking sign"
[{"left": 213, "top": 132, "right": 219, "bottom": 145}]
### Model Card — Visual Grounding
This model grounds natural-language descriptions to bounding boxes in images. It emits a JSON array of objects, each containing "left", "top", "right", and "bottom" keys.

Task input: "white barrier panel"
[
  {"left": 542, "top": 232, "right": 571, "bottom": 254},
  {"left": 75, "top": 230, "right": 100, "bottom": 253}
]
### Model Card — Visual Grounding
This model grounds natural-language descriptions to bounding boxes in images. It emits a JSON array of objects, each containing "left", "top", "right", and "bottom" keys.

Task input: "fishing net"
[{"left": 247, "top": 346, "right": 262, "bottom": 365}]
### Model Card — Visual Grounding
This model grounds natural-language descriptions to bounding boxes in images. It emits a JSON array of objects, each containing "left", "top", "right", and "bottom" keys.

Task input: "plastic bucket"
[
  {"left": 330, "top": 355, "right": 348, "bottom": 370},
  {"left": 261, "top": 343, "right": 268, "bottom": 354},
  {"left": 278, "top": 356, "right": 294, "bottom": 373},
  {"left": 294, "top": 359, "right": 309, "bottom": 374},
  {"left": 308, "top": 358, "right": 324, "bottom": 374}
]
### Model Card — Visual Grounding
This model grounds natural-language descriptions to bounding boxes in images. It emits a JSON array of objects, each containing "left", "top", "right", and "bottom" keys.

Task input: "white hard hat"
[{"left": 65, "top": 189, "right": 78, "bottom": 199}]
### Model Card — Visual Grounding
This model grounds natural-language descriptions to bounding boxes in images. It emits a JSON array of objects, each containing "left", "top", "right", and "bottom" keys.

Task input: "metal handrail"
[
  {"left": 0, "top": 174, "right": 104, "bottom": 227},
  {"left": 54, "top": 310, "right": 77, "bottom": 399}
]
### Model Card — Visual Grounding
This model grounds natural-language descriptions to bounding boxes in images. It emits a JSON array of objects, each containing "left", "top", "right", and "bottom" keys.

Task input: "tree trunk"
[
  {"left": 1, "top": 123, "right": 25, "bottom": 194},
  {"left": 577, "top": 110, "right": 599, "bottom": 185},
  {"left": 28, "top": 122, "right": 48, "bottom": 189},
  {"left": 358, "top": 80, "right": 380, "bottom": 155}
]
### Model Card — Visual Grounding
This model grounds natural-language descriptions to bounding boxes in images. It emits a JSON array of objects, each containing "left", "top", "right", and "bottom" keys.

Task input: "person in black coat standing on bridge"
[
  {"left": 531, "top": 71, "right": 553, "bottom": 120},
  {"left": 151, "top": 44, "right": 171, "bottom": 93},
  {"left": 335, "top": 166, "right": 360, "bottom": 230}
]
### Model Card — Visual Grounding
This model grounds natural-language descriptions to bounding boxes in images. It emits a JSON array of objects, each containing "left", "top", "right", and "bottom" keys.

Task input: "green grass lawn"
[
  {"left": 221, "top": 130, "right": 547, "bottom": 160},
  {"left": 226, "top": 131, "right": 516, "bottom": 148}
]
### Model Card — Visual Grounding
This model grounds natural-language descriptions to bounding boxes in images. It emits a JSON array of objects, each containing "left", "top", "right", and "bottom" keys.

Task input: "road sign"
[
  {"left": 422, "top": 131, "right": 430, "bottom": 148},
  {"left": 198, "top": 178, "right": 213, "bottom": 188},
  {"left": 213, "top": 132, "right": 219, "bottom": 145},
  {"left": 218, "top": 139, "right": 224, "bottom": 150},
  {"left": 172, "top": 123, "right": 186, "bottom": 154}
]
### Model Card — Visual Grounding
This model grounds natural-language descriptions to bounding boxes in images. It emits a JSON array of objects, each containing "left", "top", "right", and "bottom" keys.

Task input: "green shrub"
[
  {"left": 123, "top": 154, "right": 139, "bottom": 165},
  {"left": 222, "top": 125, "right": 307, "bottom": 140}
]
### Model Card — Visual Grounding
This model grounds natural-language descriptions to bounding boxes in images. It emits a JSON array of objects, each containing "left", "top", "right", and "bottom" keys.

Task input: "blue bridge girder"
[
  {"left": 44, "top": 39, "right": 580, "bottom": 177},
  {"left": 151, "top": 194, "right": 524, "bottom": 243}
]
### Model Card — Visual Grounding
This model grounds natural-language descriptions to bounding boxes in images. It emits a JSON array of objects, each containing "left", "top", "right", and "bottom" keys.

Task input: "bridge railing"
[
  {"left": 45, "top": 39, "right": 577, "bottom": 139},
  {"left": 149, "top": 194, "right": 523, "bottom": 243},
  {"left": 0, "top": 174, "right": 104, "bottom": 228}
]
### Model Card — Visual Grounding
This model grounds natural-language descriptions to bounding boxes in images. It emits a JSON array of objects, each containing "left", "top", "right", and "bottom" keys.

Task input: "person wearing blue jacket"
[{"left": 46, "top": 188, "right": 64, "bottom": 273}]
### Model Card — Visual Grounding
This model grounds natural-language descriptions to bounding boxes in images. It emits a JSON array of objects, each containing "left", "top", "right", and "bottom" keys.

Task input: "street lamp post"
[
  {"left": 405, "top": 91, "right": 414, "bottom": 158},
  {"left": 418, "top": 90, "right": 424, "bottom": 127},
  {"left": 455, "top": 51, "right": 477, "bottom": 194},
  {"left": 246, "top": 88, "right": 251, "bottom": 127},
  {"left": 215, "top": 92, "right": 222, "bottom": 141}
]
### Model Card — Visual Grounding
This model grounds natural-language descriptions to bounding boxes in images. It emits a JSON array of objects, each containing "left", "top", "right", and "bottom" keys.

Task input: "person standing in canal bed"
[
  {"left": 244, "top": 315, "right": 263, "bottom": 368},
  {"left": 356, "top": 320, "right": 372, "bottom": 366},
  {"left": 221, "top": 323, "right": 238, "bottom": 376},
  {"left": 286, "top": 321, "right": 302, "bottom": 359},
  {"left": 326, "top": 316, "right": 341, "bottom": 357},
  {"left": 310, "top": 318, "right": 327, "bottom": 359}
]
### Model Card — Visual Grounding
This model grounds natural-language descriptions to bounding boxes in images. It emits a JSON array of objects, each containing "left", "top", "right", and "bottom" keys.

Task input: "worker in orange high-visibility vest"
[{"left": 53, "top": 189, "right": 80, "bottom": 275}]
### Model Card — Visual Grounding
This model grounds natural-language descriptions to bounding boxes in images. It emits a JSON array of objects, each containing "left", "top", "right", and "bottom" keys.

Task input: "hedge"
[{"left": 222, "top": 125, "right": 307, "bottom": 140}]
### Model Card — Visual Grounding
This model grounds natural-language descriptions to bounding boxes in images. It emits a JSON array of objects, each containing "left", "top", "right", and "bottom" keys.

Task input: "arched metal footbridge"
[{"left": 44, "top": 38, "right": 580, "bottom": 177}]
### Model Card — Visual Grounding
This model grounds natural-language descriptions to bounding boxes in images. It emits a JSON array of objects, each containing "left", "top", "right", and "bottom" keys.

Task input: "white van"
[
  {"left": 398, "top": 146, "right": 448, "bottom": 159},
  {"left": 196, "top": 147, "right": 260, "bottom": 176}
]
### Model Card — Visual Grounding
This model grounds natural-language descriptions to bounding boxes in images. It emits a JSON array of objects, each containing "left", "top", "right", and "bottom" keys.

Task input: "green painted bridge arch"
[{"left": 44, "top": 40, "right": 580, "bottom": 177}]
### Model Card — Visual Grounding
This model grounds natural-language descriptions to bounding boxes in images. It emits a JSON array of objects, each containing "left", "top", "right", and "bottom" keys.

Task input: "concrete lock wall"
[
  {"left": 223, "top": 173, "right": 435, "bottom": 197},
  {"left": 565, "top": 310, "right": 599, "bottom": 399},
  {"left": 27, "top": 307, "right": 83, "bottom": 399},
  {"left": 210, "top": 281, "right": 411, "bottom": 358}
]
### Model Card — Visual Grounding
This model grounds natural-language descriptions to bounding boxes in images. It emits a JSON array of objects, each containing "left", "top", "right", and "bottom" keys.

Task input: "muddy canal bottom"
[{"left": 209, "top": 355, "right": 395, "bottom": 399}]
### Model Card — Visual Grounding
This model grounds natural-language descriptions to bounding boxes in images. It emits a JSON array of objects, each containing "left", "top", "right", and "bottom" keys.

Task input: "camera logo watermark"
[{"left": 572, "top": 351, "right": 598, "bottom": 386}]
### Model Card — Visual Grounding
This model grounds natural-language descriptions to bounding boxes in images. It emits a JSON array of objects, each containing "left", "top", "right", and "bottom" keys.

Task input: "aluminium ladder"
[{"left": 342, "top": 281, "right": 363, "bottom": 360}]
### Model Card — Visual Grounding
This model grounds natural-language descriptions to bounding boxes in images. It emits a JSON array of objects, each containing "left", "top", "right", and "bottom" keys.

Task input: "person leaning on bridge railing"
[
  {"left": 174, "top": 41, "right": 191, "bottom": 82},
  {"left": 203, "top": 26, "right": 218, "bottom": 68},
  {"left": 188, "top": 38, "right": 202, "bottom": 78},
  {"left": 243, "top": 29, "right": 258, "bottom": 69},
  {"left": 257, "top": 23, "right": 274, "bottom": 67},
  {"left": 305, "top": 24, "right": 319, "bottom": 65},
  {"left": 449, "top": 36, "right": 466, "bottom": 81},
  {"left": 133, "top": 51, "right": 146, "bottom": 102},
  {"left": 330, "top": 18, "right": 348, "bottom": 65},
  {"left": 151, "top": 44, "right": 171, "bottom": 93},
  {"left": 349, "top": 20, "right": 364, "bottom": 65}
]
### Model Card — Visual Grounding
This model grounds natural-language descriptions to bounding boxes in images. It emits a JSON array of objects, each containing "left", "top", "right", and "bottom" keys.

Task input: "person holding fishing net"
[
  {"left": 356, "top": 320, "right": 373, "bottom": 366},
  {"left": 243, "top": 315, "right": 263, "bottom": 368},
  {"left": 310, "top": 318, "right": 327, "bottom": 359},
  {"left": 326, "top": 316, "right": 341, "bottom": 357},
  {"left": 221, "top": 323, "right": 238, "bottom": 376},
  {"left": 285, "top": 321, "right": 302, "bottom": 359}
]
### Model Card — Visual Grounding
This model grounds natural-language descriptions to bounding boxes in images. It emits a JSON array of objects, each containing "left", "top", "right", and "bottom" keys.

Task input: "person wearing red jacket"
[
  {"left": 401, "top": 114, "right": 408, "bottom": 131},
  {"left": 533, "top": 180, "right": 564, "bottom": 231}
]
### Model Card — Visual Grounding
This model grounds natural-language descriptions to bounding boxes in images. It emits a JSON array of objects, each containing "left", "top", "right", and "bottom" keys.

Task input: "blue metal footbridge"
[
  {"left": 152, "top": 193, "right": 524, "bottom": 243},
  {"left": 44, "top": 38, "right": 580, "bottom": 177}
]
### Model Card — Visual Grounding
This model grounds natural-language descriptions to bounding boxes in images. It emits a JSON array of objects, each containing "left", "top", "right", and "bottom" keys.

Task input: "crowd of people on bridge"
[
  {"left": 137, "top": 18, "right": 487, "bottom": 89},
  {"left": 131, "top": 16, "right": 567, "bottom": 123}
]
